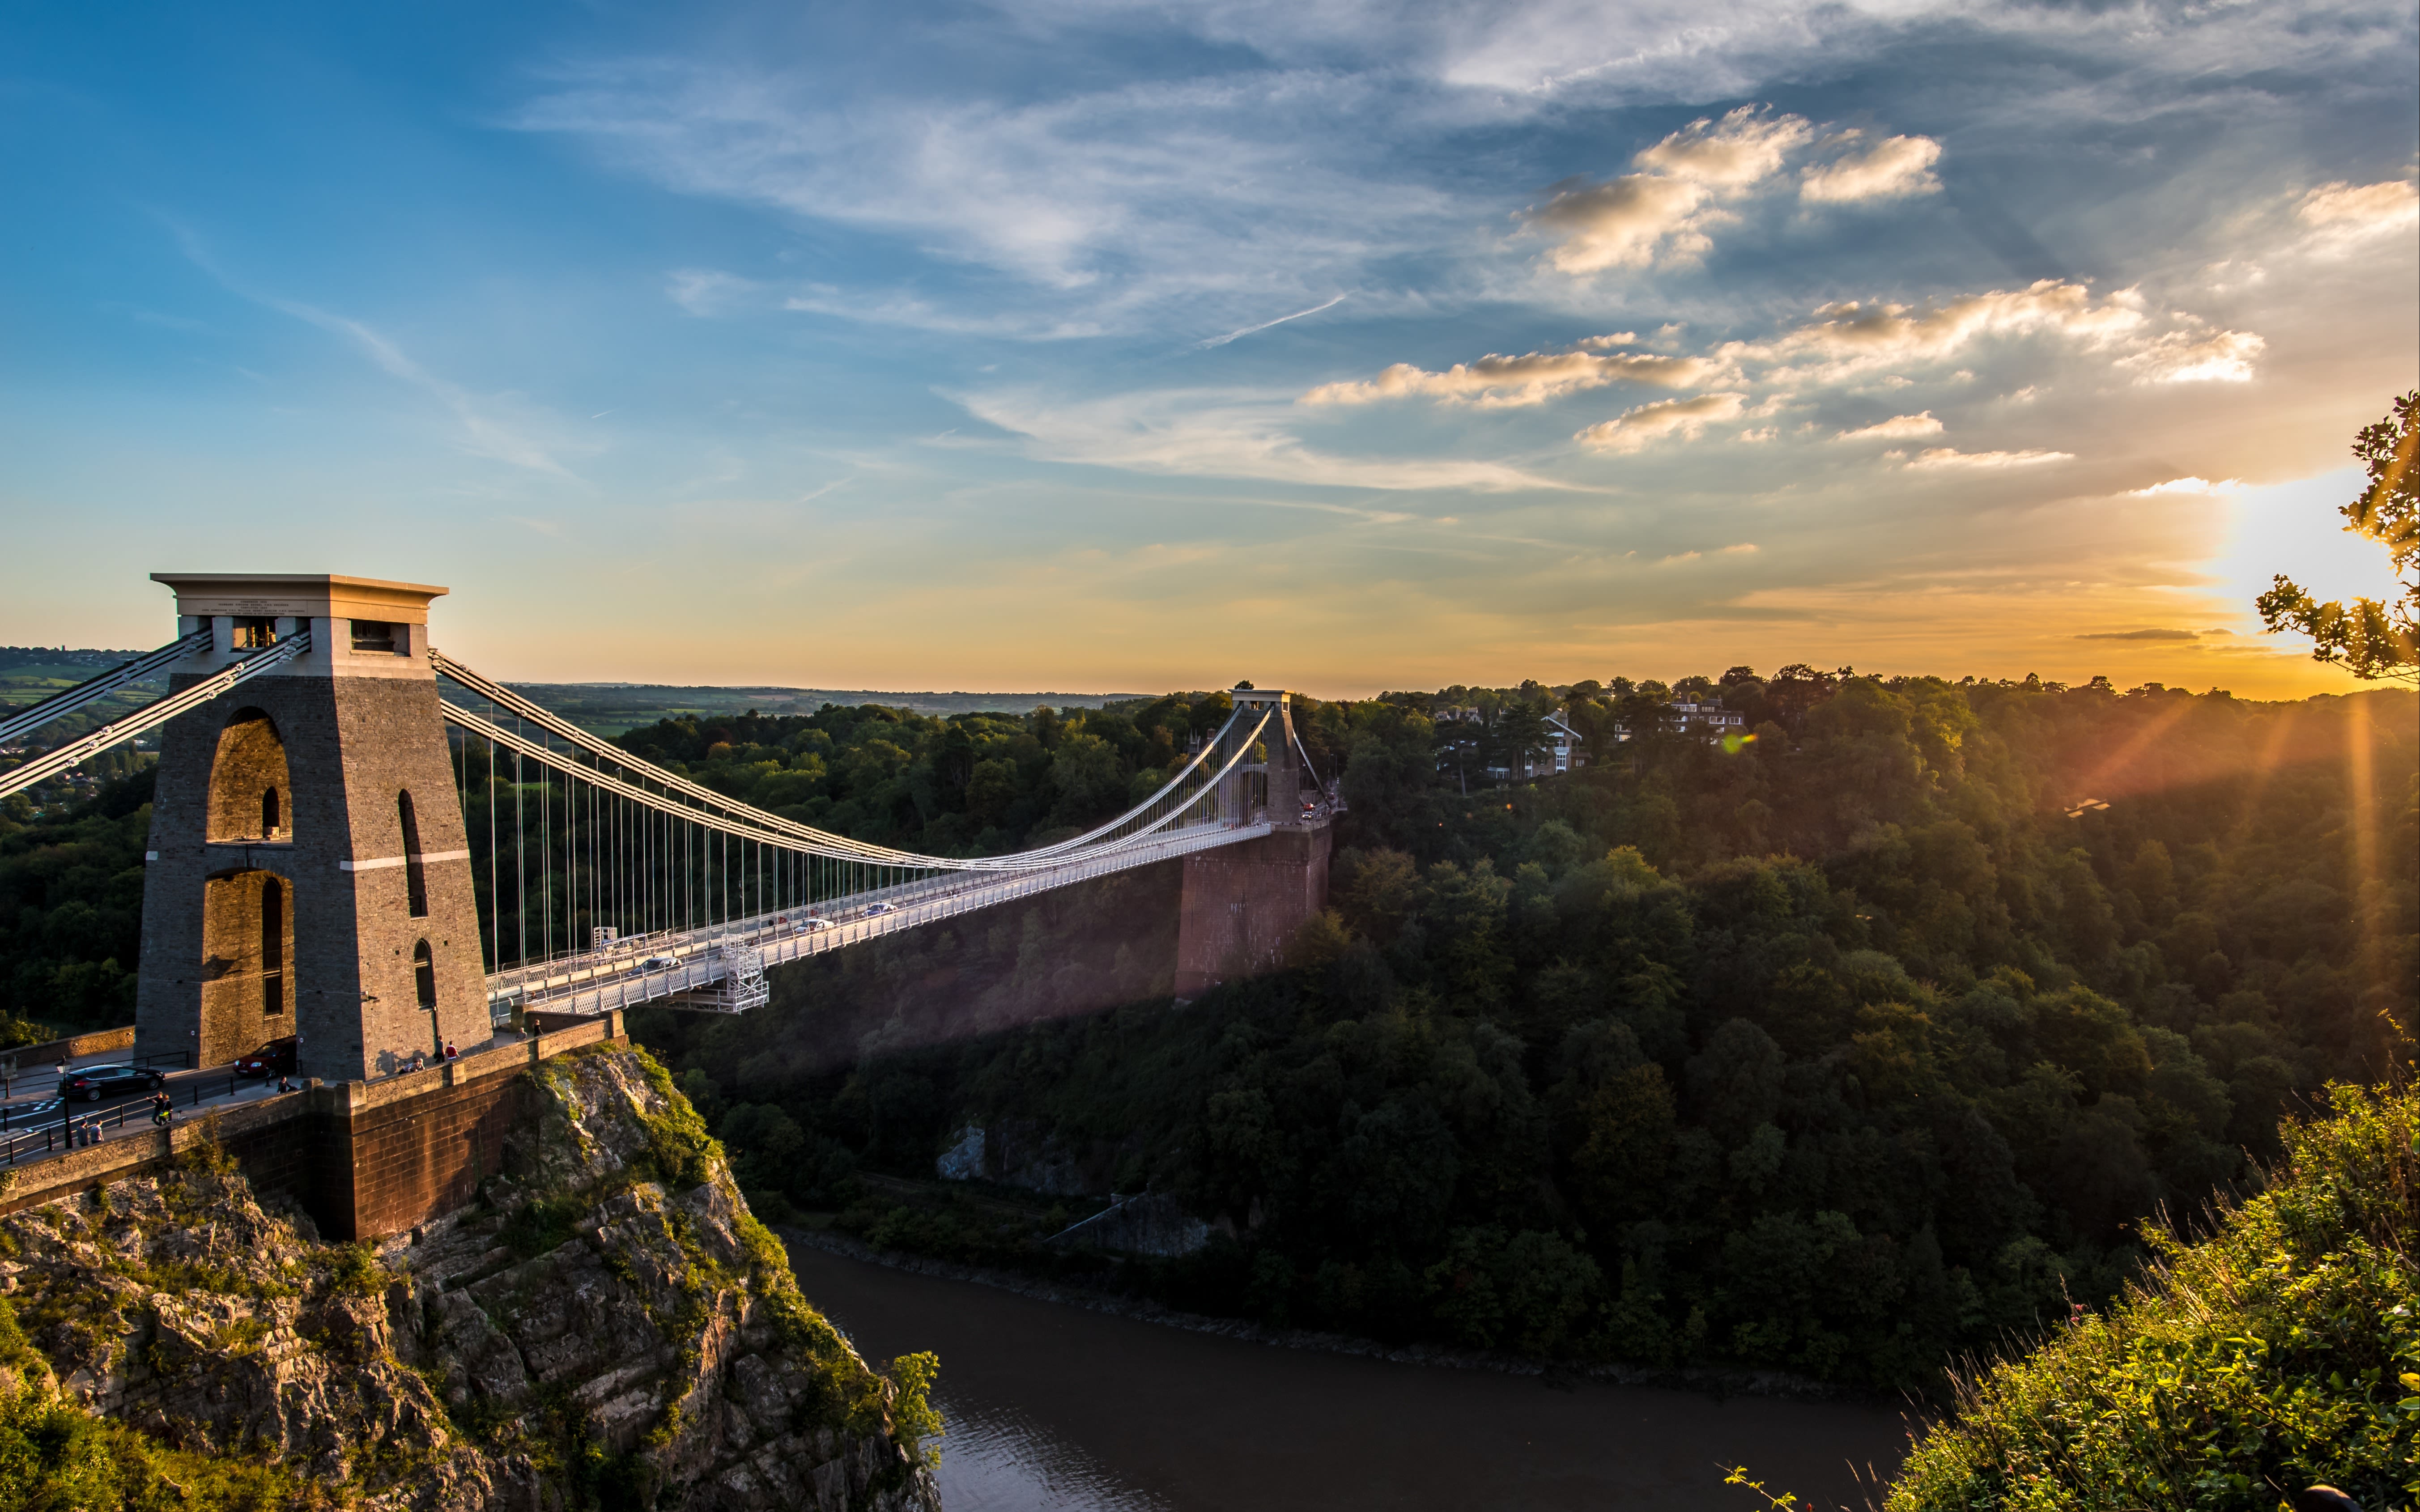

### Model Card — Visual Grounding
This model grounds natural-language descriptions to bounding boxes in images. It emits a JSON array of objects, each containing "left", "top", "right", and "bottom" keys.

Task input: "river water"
[{"left": 785, "top": 1242, "right": 1916, "bottom": 1512}]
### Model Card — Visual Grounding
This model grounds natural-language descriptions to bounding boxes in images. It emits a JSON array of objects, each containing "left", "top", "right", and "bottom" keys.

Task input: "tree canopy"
[{"left": 2258, "top": 389, "right": 2420, "bottom": 683}]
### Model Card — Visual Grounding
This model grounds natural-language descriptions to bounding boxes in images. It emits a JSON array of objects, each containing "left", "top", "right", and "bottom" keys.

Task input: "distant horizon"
[{"left": 9, "top": 639, "right": 2417, "bottom": 710}]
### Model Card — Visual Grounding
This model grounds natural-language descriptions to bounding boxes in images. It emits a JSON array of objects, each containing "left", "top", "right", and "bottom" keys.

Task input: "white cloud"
[
  {"left": 1524, "top": 172, "right": 1719, "bottom": 273},
  {"left": 1734, "top": 280, "right": 2148, "bottom": 385},
  {"left": 1300, "top": 347, "right": 1715, "bottom": 407},
  {"left": 1633, "top": 107, "right": 1814, "bottom": 187},
  {"left": 1799, "top": 133, "right": 1943, "bottom": 203},
  {"left": 2117, "top": 327, "right": 2266, "bottom": 384},
  {"left": 2130, "top": 476, "right": 2244, "bottom": 495},
  {"left": 1523, "top": 106, "right": 1811, "bottom": 273},
  {"left": 960, "top": 386, "right": 1579, "bottom": 491},
  {"left": 1575, "top": 391, "right": 1747, "bottom": 451},
  {"left": 2296, "top": 179, "right": 2420, "bottom": 252},
  {"left": 1904, "top": 446, "right": 2072, "bottom": 469},
  {"left": 1835, "top": 411, "right": 1943, "bottom": 440}
]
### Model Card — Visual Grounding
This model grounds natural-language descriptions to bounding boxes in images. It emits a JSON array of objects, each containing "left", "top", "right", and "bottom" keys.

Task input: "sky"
[{"left": 2, "top": 0, "right": 2414, "bottom": 700}]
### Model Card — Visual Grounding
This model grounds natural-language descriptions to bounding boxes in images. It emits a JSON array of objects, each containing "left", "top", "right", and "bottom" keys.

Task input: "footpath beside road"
[{"left": 0, "top": 1029, "right": 532, "bottom": 1167}]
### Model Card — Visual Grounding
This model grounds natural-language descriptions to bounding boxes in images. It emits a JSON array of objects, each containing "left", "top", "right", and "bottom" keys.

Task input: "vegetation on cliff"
[
  {"left": 1885, "top": 1080, "right": 2418, "bottom": 1510},
  {"left": 0, "top": 1047, "right": 940, "bottom": 1511}
]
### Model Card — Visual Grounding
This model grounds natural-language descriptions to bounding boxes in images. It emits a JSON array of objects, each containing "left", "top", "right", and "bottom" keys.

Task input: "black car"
[
  {"left": 58, "top": 1064, "right": 168, "bottom": 1102},
  {"left": 235, "top": 1036, "right": 298, "bottom": 1077}
]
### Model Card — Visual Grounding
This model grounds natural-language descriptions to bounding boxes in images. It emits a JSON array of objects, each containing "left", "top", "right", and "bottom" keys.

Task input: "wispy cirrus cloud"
[
  {"left": 519, "top": 60, "right": 1458, "bottom": 336},
  {"left": 2076, "top": 627, "right": 2200, "bottom": 640},
  {"left": 1300, "top": 345, "right": 1716, "bottom": 408},
  {"left": 1834, "top": 411, "right": 1943, "bottom": 440},
  {"left": 2296, "top": 178, "right": 2419, "bottom": 253},
  {"left": 170, "top": 224, "right": 583, "bottom": 479},
  {"left": 958, "top": 386, "right": 1582, "bottom": 492},
  {"left": 1902, "top": 446, "right": 2072, "bottom": 469}
]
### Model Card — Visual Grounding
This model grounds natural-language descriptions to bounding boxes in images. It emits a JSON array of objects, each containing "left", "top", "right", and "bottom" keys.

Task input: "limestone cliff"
[{"left": 0, "top": 1044, "right": 941, "bottom": 1512}]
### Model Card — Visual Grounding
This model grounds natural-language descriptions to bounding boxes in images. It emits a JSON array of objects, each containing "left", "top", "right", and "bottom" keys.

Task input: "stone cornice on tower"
[{"left": 149, "top": 573, "right": 449, "bottom": 624}]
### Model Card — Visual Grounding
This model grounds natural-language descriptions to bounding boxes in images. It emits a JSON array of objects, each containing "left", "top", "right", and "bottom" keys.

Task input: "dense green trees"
[
  {"left": 3, "top": 649, "right": 2412, "bottom": 1400},
  {"left": 648, "top": 675, "right": 2415, "bottom": 1393},
  {"left": 0, "top": 768, "right": 155, "bottom": 1038}
]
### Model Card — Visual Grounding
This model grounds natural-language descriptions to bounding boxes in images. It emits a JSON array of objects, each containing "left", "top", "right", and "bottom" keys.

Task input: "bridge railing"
[{"left": 503, "top": 815, "right": 1277, "bottom": 1019}]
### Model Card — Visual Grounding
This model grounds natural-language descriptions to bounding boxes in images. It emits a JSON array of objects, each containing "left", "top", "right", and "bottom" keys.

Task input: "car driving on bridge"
[
  {"left": 235, "top": 1036, "right": 297, "bottom": 1077},
  {"left": 862, "top": 902, "right": 895, "bottom": 917},
  {"left": 59, "top": 1064, "right": 169, "bottom": 1103}
]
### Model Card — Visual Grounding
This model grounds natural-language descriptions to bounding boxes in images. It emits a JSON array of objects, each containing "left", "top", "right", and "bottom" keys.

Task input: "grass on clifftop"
[{"left": 1885, "top": 1080, "right": 2419, "bottom": 1512}]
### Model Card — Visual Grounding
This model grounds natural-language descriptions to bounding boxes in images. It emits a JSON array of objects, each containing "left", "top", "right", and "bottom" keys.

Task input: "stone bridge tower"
[
  {"left": 1173, "top": 688, "right": 1332, "bottom": 995},
  {"left": 134, "top": 574, "right": 490, "bottom": 1083}
]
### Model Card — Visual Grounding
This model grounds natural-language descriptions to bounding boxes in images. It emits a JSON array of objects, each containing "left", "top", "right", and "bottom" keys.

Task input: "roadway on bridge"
[{"left": 0, "top": 1031, "right": 529, "bottom": 1165}]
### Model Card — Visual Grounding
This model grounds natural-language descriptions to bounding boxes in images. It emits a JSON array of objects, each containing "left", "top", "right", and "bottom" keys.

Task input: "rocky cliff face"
[{"left": 0, "top": 1045, "right": 941, "bottom": 1512}]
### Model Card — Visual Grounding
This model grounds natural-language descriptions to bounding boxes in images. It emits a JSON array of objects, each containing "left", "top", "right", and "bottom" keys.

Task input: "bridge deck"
[{"left": 489, "top": 818, "right": 1288, "bottom": 1019}]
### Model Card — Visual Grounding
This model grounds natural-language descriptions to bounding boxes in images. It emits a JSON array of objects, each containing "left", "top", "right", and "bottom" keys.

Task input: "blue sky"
[{"left": 3, "top": 0, "right": 2414, "bottom": 696}]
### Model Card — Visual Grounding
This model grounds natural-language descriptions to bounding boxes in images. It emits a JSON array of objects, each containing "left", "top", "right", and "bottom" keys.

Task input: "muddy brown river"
[{"left": 785, "top": 1242, "right": 1917, "bottom": 1512}]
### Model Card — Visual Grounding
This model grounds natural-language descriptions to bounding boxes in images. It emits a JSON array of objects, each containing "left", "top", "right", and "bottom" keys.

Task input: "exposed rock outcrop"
[{"left": 0, "top": 1045, "right": 940, "bottom": 1512}]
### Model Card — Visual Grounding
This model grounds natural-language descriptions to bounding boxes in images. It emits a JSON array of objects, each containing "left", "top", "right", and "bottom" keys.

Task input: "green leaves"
[
  {"left": 1888, "top": 1082, "right": 2420, "bottom": 1511},
  {"left": 2257, "top": 390, "right": 2420, "bottom": 684}
]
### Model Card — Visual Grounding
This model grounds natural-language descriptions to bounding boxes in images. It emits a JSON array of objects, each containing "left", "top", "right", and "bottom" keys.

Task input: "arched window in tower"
[
  {"left": 206, "top": 707, "right": 290, "bottom": 843},
  {"left": 260, "top": 876, "right": 285, "bottom": 1016},
  {"left": 413, "top": 939, "right": 437, "bottom": 1011},
  {"left": 397, "top": 790, "right": 429, "bottom": 917}
]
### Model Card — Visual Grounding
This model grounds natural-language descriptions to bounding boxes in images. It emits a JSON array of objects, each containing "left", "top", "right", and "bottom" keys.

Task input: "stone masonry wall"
[
  {"left": 1, "top": 1015, "right": 627, "bottom": 1243},
  {"left": 1172, "top": 823, "right": 1332, "bottom": 996},
  {"left": 136, "top": 666, "right": 489, "bottom": 1085}
]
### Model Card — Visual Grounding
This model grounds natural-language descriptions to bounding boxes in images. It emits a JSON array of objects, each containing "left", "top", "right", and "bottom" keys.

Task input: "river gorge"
[{"left": 785, "top": 1241, "right": 1916, "bottom": 1512}]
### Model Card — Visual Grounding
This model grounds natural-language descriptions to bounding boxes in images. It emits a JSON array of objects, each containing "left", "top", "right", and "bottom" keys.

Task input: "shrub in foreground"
[{"left": 1887, "top": 1081, "right": 2419, "bottom": 1511}]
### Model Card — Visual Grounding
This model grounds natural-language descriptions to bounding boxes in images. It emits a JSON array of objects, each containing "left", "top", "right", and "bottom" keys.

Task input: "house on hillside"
[
  {"left": 1667, "top": 697, "right": 1746, "bottom": 740},
  {"left": 1541, "top": 710, "right": 1586, "bottom": 774},
  {"left": 1608, "top": 695, "right": 1748, "bottom": 745}
]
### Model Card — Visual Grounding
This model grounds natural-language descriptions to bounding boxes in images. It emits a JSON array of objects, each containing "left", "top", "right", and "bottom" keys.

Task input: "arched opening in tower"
[
  {"left": 397, "top": 790, "right": 429, "bottom": 917},
  {"left": 206, "top": 706, "right": 291, "bottom": 844},
  {"left": 200, "top": 866, "right": 294, "bottom": 1063},
  {"left": 260, "top": 874, "right": 285, "bottom": 1017},
  {"left": 413, "top": 939, "right": 442, "bottom": 1054}
]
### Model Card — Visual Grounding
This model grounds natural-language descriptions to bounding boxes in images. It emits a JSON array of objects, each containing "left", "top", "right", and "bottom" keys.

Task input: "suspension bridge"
[{"left": 0, "top": 574, "right": 1333, "bottom": 1086}]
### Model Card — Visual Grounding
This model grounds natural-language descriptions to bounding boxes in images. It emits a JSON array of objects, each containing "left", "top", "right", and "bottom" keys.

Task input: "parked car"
[
  {"left": 59, "top": 1064, "right": 168, "bottom": 1102},
  {"left": 234, "top": 1036, "right": 298, "bottom": 1077}
]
